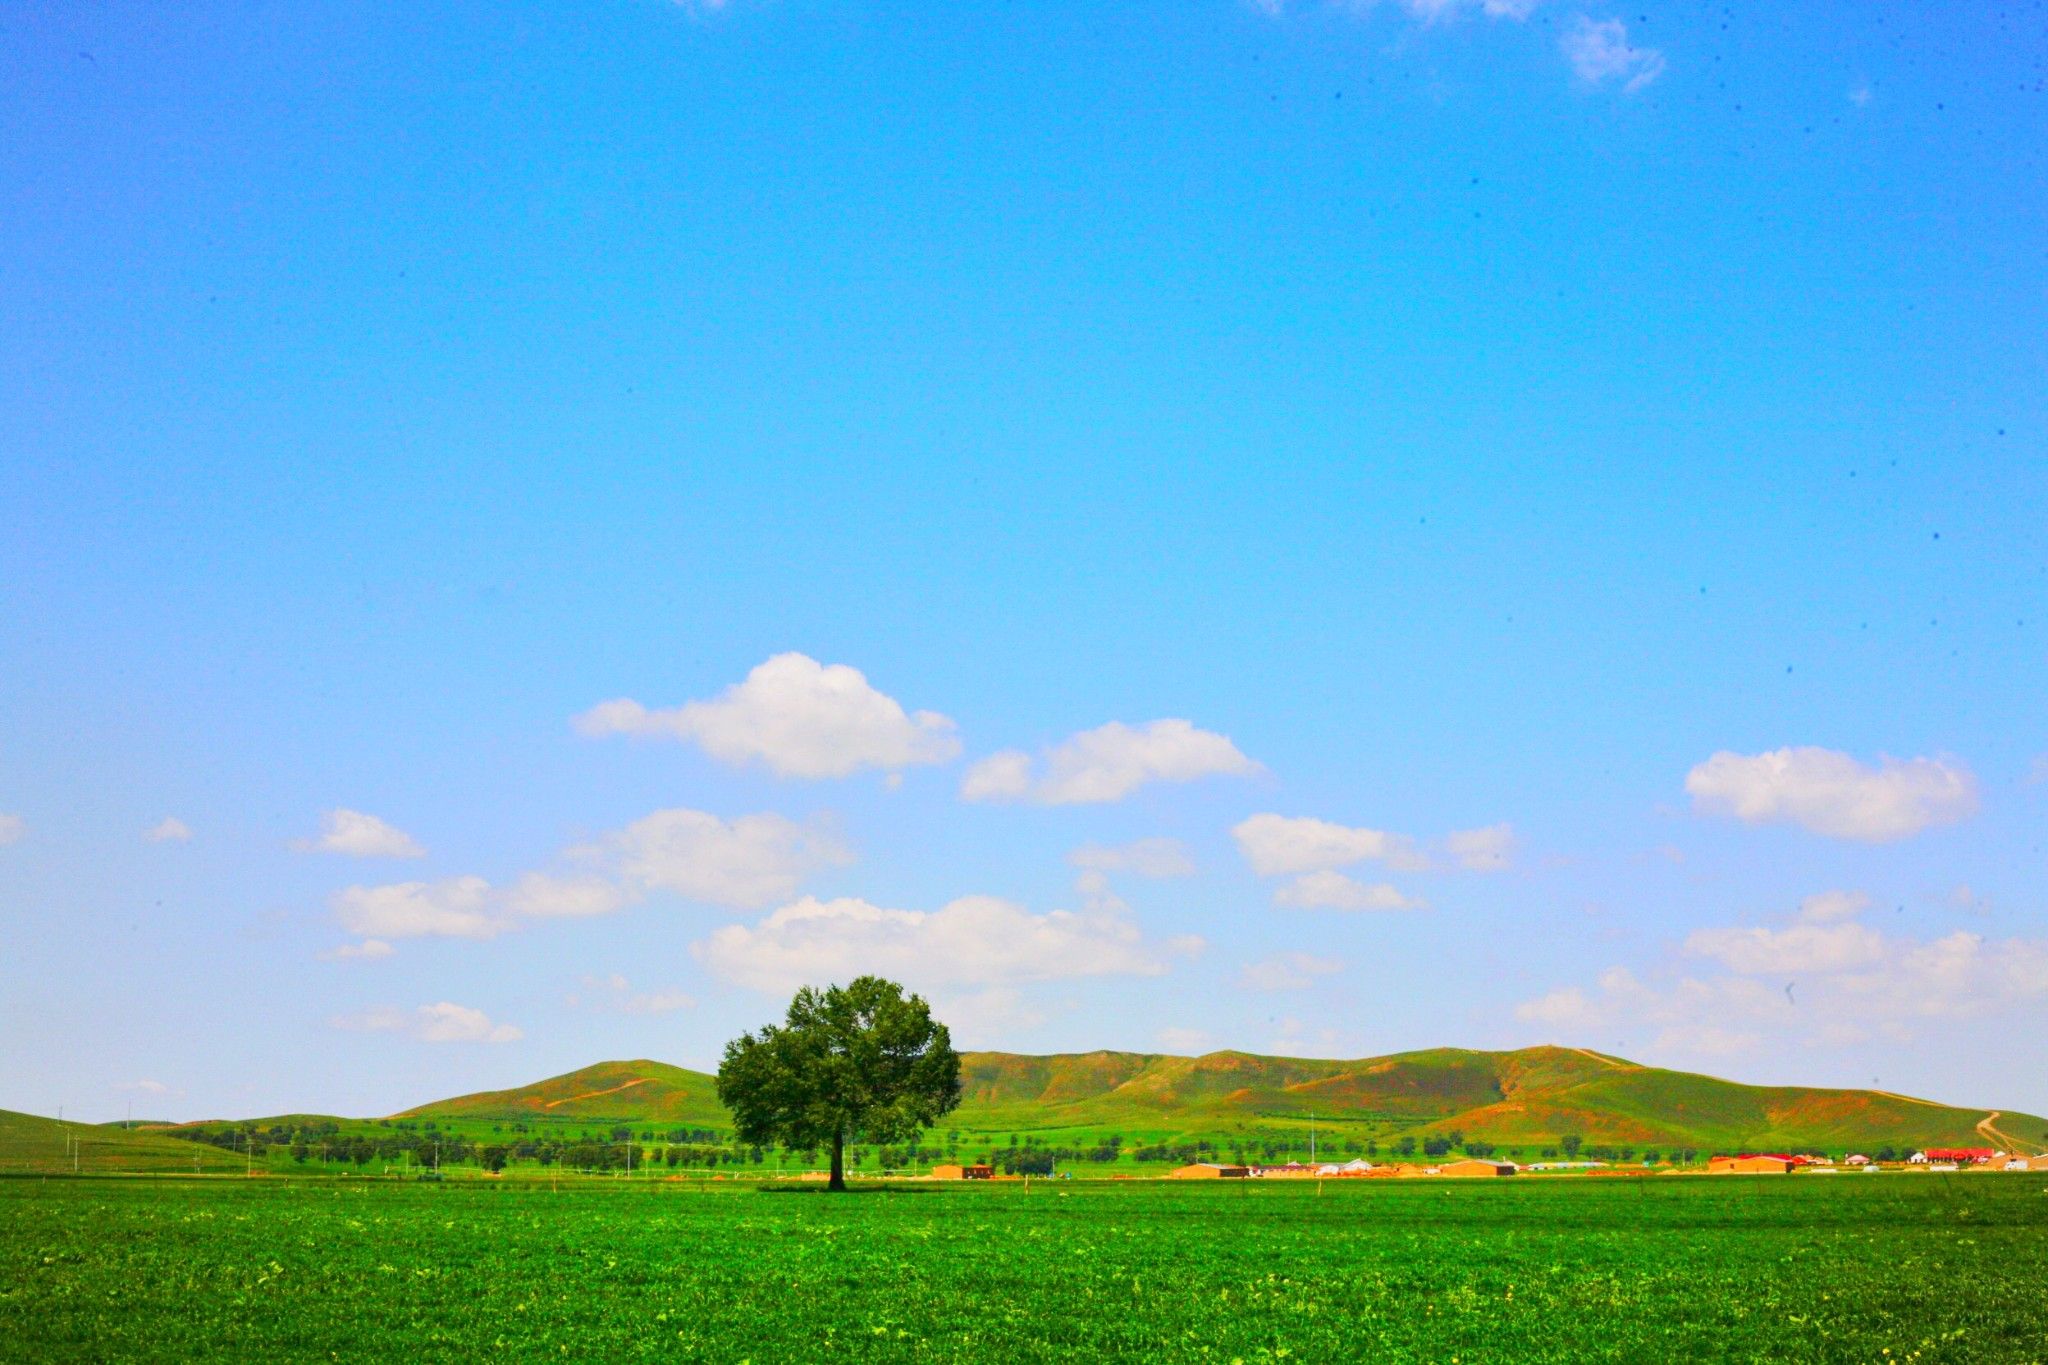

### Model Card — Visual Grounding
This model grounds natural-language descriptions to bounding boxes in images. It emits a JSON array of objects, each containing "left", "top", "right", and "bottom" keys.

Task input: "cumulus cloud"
[
  {"left": 1686, "top": 747, "right": 1978, "bottom": 842},
  {"left": 1231, "top": 813, "right": 1429, "bottom": 876},
  {"left": 0, "top": 813, "right": 24, "bottom": 847},
  {"left": 144, "top": 817, "right": 193, "bottom": 844},
  {"left": 332, "top": 1001, "right": 523, "bottom": 1043},
  {"left": 319, "top": 938, "right": 396, "bottom": 962},
  {"left": 1272, "top": 870, "right": 1427, "bottom": 912},
  {"left": 696, "top": 893, "right": 1171, "bottom": 996},
  {"left": 1241, "top": 952, "right": 1344, "bottom": 992},
  {"left": 294, "top": 809, "right": 427, "bottom": 860},
  {"left": 120, "top": 1078, "right": 171, "bottom": 1096},
  {"left": 1068, "top": 837, "right": 1198, "bottom": 879},
  {"left": 575, "top": 653, "right": 960, "bottom": 779},
  {"left": 588, "top": 807, "right": 852, "bottom": 909},
  {"left": 1561, "top": 15, "right": 1665, "bottom": 92},
  {"left": 1516, "top": 892, "right": 2048, "bottom": 1055},
  {"left": 1444, "top": 823, "right": 1515, "bottom": 872},
  {"left": 332, "top": 876, "right": 501, "bottom": 940},
  {"left": 1157, "top": 1026, "right": 1214, "bottom": 1054},
  {"left": 567, "top": 973, "right": 694, "bottom": 1015},
  {"left": 322, "top": 806, "right": 848, "bottom": 953},
  {"left": 963, "top": 720, "right": 1260, "bottom": 805}
]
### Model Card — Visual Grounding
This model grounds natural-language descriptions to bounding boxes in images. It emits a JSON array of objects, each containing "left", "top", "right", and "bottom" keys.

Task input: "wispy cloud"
[
  {"left": 1560, "top": 15, "right": 1665, "bottom": 93},
  {"left": 1068, "top": 837, "right": 1198, "bottom": 879},
  {"left": 331, "top": 1001, "right": 523, "bottom": 1044},
  {"left": 963, "top": 720, "right": 1260, "bottom": 805},
  {"left": 294, "top": 809, "right": 427, "bottom": 860},
  {"left": 144, "top": 817, "right": 193, "bottom": 844},
  {"left": 696, "top": 893, "right": 1174, "bottom": 996},
  {"left": 1241, "top": 951, "right": 1344, "bottom": 991}
]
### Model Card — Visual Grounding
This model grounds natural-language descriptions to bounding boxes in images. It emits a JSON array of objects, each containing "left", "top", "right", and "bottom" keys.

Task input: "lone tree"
[{"left": 716, "top": 976, "right": 960, "bottom": 1192}]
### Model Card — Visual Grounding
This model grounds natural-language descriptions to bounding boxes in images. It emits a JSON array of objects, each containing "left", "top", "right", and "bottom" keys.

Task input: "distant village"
[{"left": 924, "top": 1145, "right": 2048, "bottom": 1181}]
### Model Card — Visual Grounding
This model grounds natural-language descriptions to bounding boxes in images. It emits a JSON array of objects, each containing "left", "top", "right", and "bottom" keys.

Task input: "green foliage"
[
  {"left": 717, "top": 976, "right": 961, "bottom": 1189},
  {"left": 5, "top": 1176, "right": 2048, "bottom": 1360}
]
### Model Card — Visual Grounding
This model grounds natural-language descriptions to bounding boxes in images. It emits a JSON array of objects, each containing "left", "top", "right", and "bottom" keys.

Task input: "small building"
[
  {"left": 1913, "top": 1147, "right": 1996, "bottom": 1165},
  {"left": 1708, "top": 1154, "right": 1795, "bottom": 1175},
  {"left": 1169, "top": 1162, "right": 1250, "bottom": 1179},
  {"left": 930, "top": 1163, "right": 992, "bottom": 1180},
  {"left": 1437, "top": 1159, "right": 1516, "bottom": 1178}
]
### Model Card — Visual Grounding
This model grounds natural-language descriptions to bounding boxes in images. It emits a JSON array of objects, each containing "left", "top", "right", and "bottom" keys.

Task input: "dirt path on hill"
[
  {"left": 544, "top": 1078, "right": 652, "bottom": 1110},
  {"left": 1976, "top": 1111, "right": 2037, "bottom": 1155},
  {"left": 1569, "top": 1048, "right": 1628, "bottom": 1069},
  {"left": 1871, "top": 1090, "right": 1945, "bottom": 1108}
]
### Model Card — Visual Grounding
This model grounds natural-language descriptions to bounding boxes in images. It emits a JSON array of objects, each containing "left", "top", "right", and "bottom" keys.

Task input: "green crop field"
[{"left": 4, "top": 1174, "right": 2045, "bottom": 1362}]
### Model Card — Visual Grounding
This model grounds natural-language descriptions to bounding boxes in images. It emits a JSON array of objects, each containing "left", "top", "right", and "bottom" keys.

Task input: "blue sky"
[{"left": 4, "top": 0, "right": 2045, "bottom": 1123}]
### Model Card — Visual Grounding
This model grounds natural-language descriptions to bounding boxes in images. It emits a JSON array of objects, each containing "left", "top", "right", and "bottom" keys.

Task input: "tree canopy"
[{"left": 715, "top": 976, "right": 960, "bottom": 1190}]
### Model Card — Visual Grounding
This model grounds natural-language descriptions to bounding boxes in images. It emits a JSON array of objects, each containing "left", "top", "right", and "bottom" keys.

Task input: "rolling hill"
[
  {"left": 388, "top": 1046, "right": 2048, "bottom": 1156},
  {"left": 0, "top": 1108, "right": 248, "bottom": 1175},
  {"left": 394, "top": 1059, "right": 729, "bottom": 1128}
]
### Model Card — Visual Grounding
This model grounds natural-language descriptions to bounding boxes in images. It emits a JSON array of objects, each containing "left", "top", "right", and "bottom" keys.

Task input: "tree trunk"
[{"left": 829, "top": 1129, "right": 846, "bottom": 1192}]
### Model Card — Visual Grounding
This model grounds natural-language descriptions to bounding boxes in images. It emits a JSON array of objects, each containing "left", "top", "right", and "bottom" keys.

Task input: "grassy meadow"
[{"left": 4, "top": 1172, "right": 2045, "bottom": 1362}]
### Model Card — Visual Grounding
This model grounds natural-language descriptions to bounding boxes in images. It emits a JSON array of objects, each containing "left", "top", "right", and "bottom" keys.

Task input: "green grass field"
[{"left": 4, "top": 1173, "right": 2045, "bottom": 1361}]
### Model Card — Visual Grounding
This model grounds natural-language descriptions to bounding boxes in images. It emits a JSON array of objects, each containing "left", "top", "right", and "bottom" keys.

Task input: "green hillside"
[
  {"left": 395, "top": 1059, "right": 729, "bottom": 1128},
  {"left": 0, "top": 1108, "right": 247, "bottom": 1175},
  {"left": 387, "top": 1046, "right": 2046, "bottom": 1157}
]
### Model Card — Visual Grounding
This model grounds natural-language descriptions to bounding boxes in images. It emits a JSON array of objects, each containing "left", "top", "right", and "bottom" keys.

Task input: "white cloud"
[
  {"left": 960, "top": 750, "right": 1033, "bottom": 801},
  {"left": 1157, "top": 1026, "right": 1214, "bottom": 1054},
  {"left": 1797, "top": 889, "right": 1870, "bottom": 924},
  {"left": 1231, "top": 813, "right": 1429, "bottom": 876},
  {"left": 1241, "top": 952, "right": 1344, "bottom": 992},
  {"left": 319, "top": 938, "right": 396, "bottom": 962},
  {"left": 322, "top": 806, "right": 846, "bottom": 951},
  {"left": 928, "top": 987, "right": 1046, "bottom": 1044},
  {"left": 963, "top": 720, "right": 1261, "bottom": 805},
  {"left": 1685, "top": 747, "right": 1979, "bottom": 842},
  {"left": 2026, "top": 754, "right": 2048, "bottom": 786},
  {"left": 332, "top": 1001, "right": 523, "bottom": 1043},
  {"left": 1068, "top": 837, "right": 1198, "bottom": 879},
  {"left": 1272, "top": 870, "right": 1426, "bottom": 912},
  {"left": 1684, "top": 920, "right": 1887, "bottom": 976},
  {"left": 332, "top": 876, "right": 502, "bottom": 940},
  {"left": 1444, "top": 822, "right": 1515, "bottom": 872},
  {"left": 696, "top": 893, "right": 1171, "bottom": 996},
  {"left": 575, "top": 653, "right": 960, "bottom": 779},
  {"left": 500, "top": 872, "right": 633, "bottom": 920},
  {"left": 144, "top": 817, "right": 192, "bottom": 844},
  {"left": 568, "top": 974, "right": 695, "bottom": 1015},
  {"left": 0, "top": 813, "right": 24, "bottom": 847},
  {"left": 120, "top": 1079, "right": 171, "bottom": 1096},
  {"left": 1402, "top": 0, "right": 1542, "bottom": 20},
  {"left": 294, "top": 809, "right": 427, "bottom": 860},
  {"left": 1560, "top": 15, "right": 1665, "bottom": 92},
  {"left": 1259, "top": 0, "right": 1541, "bottom": 21},
  {"left": 1516, "top": 893, "right": 2048, "bottom": 1056},
  {"left": 588, "top": 807, "right": 852, "bottom": 910}
]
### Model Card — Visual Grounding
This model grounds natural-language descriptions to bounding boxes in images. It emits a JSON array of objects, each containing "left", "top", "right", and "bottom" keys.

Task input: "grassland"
[
  {"left": 4, "top": 1172, "right": 2046, "bottom": 1361},
  {"left": 0, "top": 1109, "right": 245, "bottom": 1176}
]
